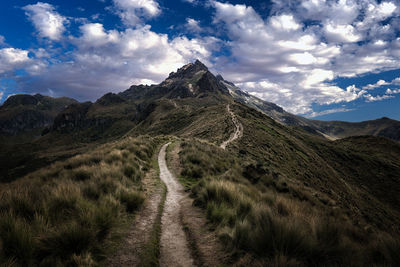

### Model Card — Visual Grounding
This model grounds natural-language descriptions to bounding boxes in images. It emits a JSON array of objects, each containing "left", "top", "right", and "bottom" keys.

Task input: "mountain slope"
[
  {"left": 172, "top": 102, "right": 400, "bottom": 266},
  {"left": 311, "top": 117, "right": 400, "bottom": 141}
]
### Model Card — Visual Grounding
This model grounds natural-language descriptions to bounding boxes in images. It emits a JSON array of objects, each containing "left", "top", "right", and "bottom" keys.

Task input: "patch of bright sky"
[{"left": 312, "top": 69, "right": 400, "bottom": 121}]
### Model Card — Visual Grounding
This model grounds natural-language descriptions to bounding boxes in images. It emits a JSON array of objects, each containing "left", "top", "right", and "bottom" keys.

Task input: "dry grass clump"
[
  {"left": 0, "top": 135, "right": 160, "bottom": 266},
  {"left": 179, "top": 140, "right": 236, "bottom": 182},
  {"left": 193, "top": 180, "right": 253, "bottom": 226}
]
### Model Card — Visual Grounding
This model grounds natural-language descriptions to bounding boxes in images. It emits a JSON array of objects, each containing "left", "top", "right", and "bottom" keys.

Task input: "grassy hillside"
[
  {"left": 232, "top": 103, "right": 400, "bottom": 233},
  {"left": 0, "top": 135, "right": 164, "bottom": 266},
  {"left": 168, "top": 102, "right": 400, "bottom": 266}
]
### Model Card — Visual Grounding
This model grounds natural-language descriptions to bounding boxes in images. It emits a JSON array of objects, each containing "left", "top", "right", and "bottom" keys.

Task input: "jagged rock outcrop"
[{"left": 52, "top": 102, "right": 92, "bottom": 132}]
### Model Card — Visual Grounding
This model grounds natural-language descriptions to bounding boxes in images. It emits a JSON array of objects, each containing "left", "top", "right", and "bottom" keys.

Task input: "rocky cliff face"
[
  {"left": 0, "top": 94, "right": 77, "bottom": 136},
  {"left": 51, "top": 93, "right": 136, "bottom": 136},
  {"left": 52, "top": 102, "right": 92, "bottom": 132}
]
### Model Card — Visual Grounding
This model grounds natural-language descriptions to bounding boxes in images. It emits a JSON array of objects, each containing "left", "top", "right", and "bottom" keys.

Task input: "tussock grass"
[
  {"left": 179, "top": 141, "right": 236, "bottom": 182},
  {"left": 119, "top": 190, "right": 145, "bottom": 213},
  {"left": 0, "top": 214, "right": 35, "bottom": 266},
  {"left": 0, "top": 135, "right": 160, "bottom": 266},
  {"left": 178, "top": 140, "right": 400, "bottom": 266}
]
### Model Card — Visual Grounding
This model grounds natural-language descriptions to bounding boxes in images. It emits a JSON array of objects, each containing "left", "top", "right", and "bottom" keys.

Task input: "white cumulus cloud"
[
  {"left": 112, "top": 0, "right": 161, "bottom": 26},
  {"left": 21, "top": 23, "right": 220, "bottom": 100},
  {"left": 186, "top": 18, "right": 202, "bottom": 33},
  {"left": 324, "top": 24, "right": 362, "bottom": 43},
  {"left": 362, "top": 77, "right": 400, "bottom": 90},
  {"left": 270, "top": 14, "right": 301, "bottom": 31},
  {"left": 23, "top": 2, "right": 67, "bottom": 40},
  {"left": 0, "top": 48, "right": 31, "bottom": 74},
  {"left": 364, "top": 93, "right": 393, "bottom": 102},
  {"left": 386, "top": 88, "right": 400, "bottom": 94},
  {"left": 210, "top": 0, "right": 400, "bottom": 115},
  {"left": 362, "top": 79, "right": 390, "bottom": 90}
]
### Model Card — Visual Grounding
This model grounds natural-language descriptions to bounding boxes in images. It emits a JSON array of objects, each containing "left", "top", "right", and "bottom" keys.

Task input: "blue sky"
[{"left": 0, "top": 0, "right": 400, "bottom": 122}]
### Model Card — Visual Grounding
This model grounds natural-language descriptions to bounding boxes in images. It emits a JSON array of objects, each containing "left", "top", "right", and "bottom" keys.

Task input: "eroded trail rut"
[
  {"left": 158, "top": 143, "right": 195, "bottom": 267},
  {"left": 220, "top": 104, "right": 243, "bottom": 149}
]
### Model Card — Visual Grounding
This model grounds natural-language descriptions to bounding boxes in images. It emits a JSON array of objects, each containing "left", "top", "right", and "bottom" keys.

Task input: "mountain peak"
[
  {"left": 167, "top": 59, "right": 208, "bottom": 80},
  {"left": 121, "top": 60, "right": 229, "bottom": 100},
  {"left": 194, "top": 59, "right": 208, "bottom": 69},
  {"left": 162, "top": 60, "right": 229, "bottom": 97}
]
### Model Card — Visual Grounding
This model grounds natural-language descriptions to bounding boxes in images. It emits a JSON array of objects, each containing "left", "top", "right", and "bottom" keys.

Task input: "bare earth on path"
[
  {"left": 108, "top": 169, "right": 163, "bottom": 266},
  {"left": 220, "top": 104, "right": 243, "bottom": 149},
  {"left": 159, "top": 142, "right": 195, "bottom": 267}
]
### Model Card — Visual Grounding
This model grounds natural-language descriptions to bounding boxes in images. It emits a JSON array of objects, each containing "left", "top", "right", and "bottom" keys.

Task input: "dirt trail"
[
  {"left": 108, "top": 170, "right": 163, "bottom": 266},
  {"left": 168, "top": 143, "right": 228, "bottom": 267},
  {"left": 158, "top": 143, "right": 195, "bottom": 267},
  {"left": 220, "top": 104, "right": 243, "bottom": 149}
]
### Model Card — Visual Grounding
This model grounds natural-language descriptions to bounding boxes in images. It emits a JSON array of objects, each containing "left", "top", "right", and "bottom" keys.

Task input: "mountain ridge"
[{"left": 1, "top": 60, "right": 399, "bottom": 143}]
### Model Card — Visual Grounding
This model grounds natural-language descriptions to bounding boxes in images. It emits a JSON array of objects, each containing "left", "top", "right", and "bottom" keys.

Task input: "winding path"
[
  {"left": 158, "top": 143, "right": 195, "bottom": 267},
  {"left": 220, "top": 104, "right": 243, "bottom": 149}
]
